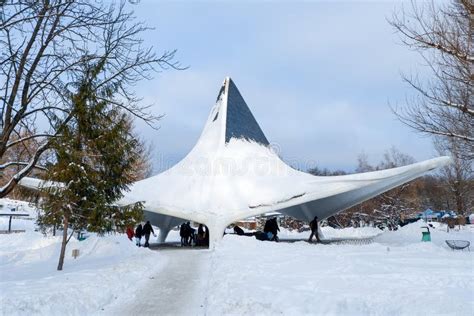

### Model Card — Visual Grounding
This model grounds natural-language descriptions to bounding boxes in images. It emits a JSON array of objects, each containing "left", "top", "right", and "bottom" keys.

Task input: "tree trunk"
[
  {"left": 57, "top": 215, "right": 69, "bottom": 271},
  {"left": 455, "top": 190, "right": 464, "bottom": 217}
]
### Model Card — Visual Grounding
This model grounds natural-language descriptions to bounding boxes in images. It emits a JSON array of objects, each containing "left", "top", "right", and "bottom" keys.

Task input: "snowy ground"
[
  {"left": 0, "top": 201, "right": 472, "bottom": 315},
  {"left": 206, "top": 223, "right": 473, "bottom": 315},
  {"left": 0, "top": 217, "right": 164, "bottom": 315}
]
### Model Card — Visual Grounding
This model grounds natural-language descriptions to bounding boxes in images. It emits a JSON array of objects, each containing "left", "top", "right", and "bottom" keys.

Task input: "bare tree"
[
  {"left": 124, "top": 114, "right": 154, "bottom": 181},
  {"left": 0, "top": 129, "right": 46, "bottom": 199},
  {"left": 435, "top": 138, "right": 473, "bottom": 215},
  {"left": 355, "top": 152, "right": 373, "bottom": 173},
  {"left": 0, "top": 0, "right": 182, "bottom": 197},
  {"left": 336, "top": 148, "right": 423, "bottom": 228},
  {"left": 368, "top": 148, "right": 420, "bottom": 227},
  {"left": 130, "top": 140, "right": 154, "bottom": 181},
  {"left": 390, "top": 0, "right": 473, "bottom": 160}
]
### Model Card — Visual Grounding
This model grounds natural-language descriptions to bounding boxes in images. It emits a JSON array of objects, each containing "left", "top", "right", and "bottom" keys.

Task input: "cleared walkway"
[{"left": 106, "top": 248, "right": 211, "bottom": 316}]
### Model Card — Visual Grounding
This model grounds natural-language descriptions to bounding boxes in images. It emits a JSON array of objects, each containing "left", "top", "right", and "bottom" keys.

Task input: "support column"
[
  {"left": 207, "top": 219, "right": 227, "bottom": 250},
  {"left": 158, "top": 227, "right": 171, "bottom": 243}
]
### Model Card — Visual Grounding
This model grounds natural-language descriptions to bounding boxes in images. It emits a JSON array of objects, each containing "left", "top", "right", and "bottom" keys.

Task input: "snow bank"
[
  {"left": 206, "top": 222, "right": 473, "bottom": 315},
  {"left": 0, "top": 219, "right": 164, "bottom": 316},
  {"left": 375, "top": 220, "right": 473, "bottom": 248},
  {"left": 321, "top": 226, "right": 383, "bottom": 239}
]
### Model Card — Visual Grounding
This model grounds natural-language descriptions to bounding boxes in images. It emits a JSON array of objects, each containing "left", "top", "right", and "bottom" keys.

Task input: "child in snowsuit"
[{"left": 126, "top": 226, "right": 134, "bottom": 241}]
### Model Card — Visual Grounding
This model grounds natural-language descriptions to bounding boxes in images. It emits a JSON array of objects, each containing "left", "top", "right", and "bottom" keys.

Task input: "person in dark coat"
[
  {"left": 233, "top": 225, "right": 245, "bottom": 236},
  {"left": 135, "top": 224, "right": 143, "bottom": 247},
  {"left": 198, "top": 224, "right": 205, "bottom": 236},
  {"left": 180, "top": 223, "right": 187, "bottom": 246},
  {"left": 181, "top": 222, "right": 192, "bottom": 246},
  {"left": 263, "top": 220, "right": 271, "bottom": 234},
  {"left": 270, "top": 218, "right": 280, "bottom": 236},
  {"left": 308, "top": 216, "right": 321, "bottom": 243},
  {"left": 186, "top": 222, "right": 195, "bottom": 246},
  {"left": 264, "top": 218, "right": 280, "bottom": 241},
  {"left": 195, "top": 224, "right": 207, "bottom": 246},
  {"left": 142, "top": 221, "right": 155, "bottom": 247}
]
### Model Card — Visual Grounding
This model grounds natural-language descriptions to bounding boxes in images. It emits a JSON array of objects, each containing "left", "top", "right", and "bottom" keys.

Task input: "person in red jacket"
[{"left": 126, "top": 226, "right": 134, "bottom": 241}]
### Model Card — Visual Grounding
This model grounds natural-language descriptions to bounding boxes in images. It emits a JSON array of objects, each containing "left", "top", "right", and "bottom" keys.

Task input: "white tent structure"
[{"left": 21, "top": 77, "right": 451, "bottom": 248}]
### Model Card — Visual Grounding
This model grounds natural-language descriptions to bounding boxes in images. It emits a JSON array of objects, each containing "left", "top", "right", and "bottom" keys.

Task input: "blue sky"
[{"left": 130, "top": 1, "right": 435, "bottom": 173}]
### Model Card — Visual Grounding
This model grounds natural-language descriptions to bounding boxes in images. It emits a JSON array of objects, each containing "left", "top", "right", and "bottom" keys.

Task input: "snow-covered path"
[{"left": 106, "top": 248, "right": 211, "bottom": 316}]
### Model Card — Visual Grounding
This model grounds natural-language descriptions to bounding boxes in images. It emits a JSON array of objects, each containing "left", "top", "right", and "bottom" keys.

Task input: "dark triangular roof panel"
[{"left": 225, "top": 79, "right": 269, "bottom": 146}]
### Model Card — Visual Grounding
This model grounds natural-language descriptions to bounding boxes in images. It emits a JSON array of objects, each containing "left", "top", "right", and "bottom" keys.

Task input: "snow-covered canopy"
[{"left": 20, "top": 77, "right": 451, "bottom": 247}]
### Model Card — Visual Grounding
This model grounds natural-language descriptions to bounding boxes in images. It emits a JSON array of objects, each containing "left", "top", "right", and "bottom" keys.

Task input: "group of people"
[
  {"left": 233, "top": 215, "right": 321, "bottom": 243},
  {"left": 233, "top": 217, "right": 281, "bottom": 242},
  {"left": 252, "top": 217, "right": 281, "bottom": 241},
  {"left": 180, "top": 222, "right": 209, "bottom": 247},
  {"left": 126, "top": 221, "right": 156, "bottom": 247},
  {"left": 126, "top": 215, "right": 321, "bottom": 247}
]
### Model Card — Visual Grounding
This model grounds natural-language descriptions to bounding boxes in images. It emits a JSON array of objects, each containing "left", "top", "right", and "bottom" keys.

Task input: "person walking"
[
  {"left": 180, "top": 222, "right": 187, "bottom": 246},
  {"left": 142, "top": 221, "right": 156, "bottom": 247},
  {"left": 186, "top": 222, "right": 196, "bottom": 246},
  {"left": 135, "top": 223, "right": 143, "bottom": 247},
  {"left": 308, "top": 216, "right": 321, "bottom": 243}
]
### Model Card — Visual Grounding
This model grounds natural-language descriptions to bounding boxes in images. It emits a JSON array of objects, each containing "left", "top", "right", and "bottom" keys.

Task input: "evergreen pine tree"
[{"left": 38, "top": 60, "right": 144, "bottom": 271}]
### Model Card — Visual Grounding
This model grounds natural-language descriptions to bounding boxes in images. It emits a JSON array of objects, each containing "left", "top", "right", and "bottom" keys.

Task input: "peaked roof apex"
[{"left": 222, "top": 77, "right": 269, "bottom": 146}]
